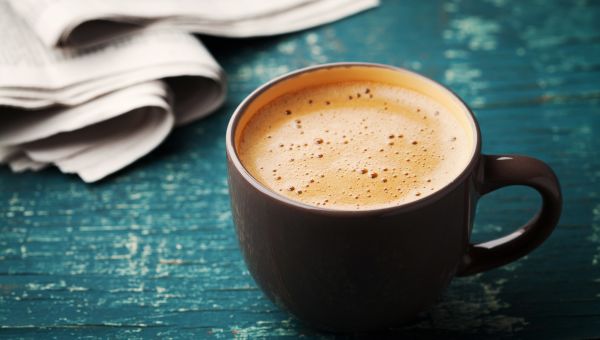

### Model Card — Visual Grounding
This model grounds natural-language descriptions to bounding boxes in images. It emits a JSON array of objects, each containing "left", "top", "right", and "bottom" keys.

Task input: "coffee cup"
[{"left": 226, "top": 62, "right": 562, "bottom": 331}]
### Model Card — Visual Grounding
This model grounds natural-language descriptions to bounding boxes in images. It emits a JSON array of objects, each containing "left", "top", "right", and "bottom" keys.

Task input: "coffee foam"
[{"left": 238, "top": 81, "right": 472, "bottom": 210}]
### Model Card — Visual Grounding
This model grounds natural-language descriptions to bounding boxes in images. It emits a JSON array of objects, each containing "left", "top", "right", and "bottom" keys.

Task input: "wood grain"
[{"left": 1, "top": 0, "right": 599, "bottom": 338}]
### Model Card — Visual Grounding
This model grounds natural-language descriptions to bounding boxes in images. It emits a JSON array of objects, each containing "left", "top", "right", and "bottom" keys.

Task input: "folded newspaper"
[{"left": 0, "top": 0, "right": 378, "bottom": 182}]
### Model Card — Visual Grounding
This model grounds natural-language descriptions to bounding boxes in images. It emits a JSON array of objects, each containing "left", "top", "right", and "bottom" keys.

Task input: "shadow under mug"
[{"left": 226, "top": 63, "right": 562, "bottom": 332}]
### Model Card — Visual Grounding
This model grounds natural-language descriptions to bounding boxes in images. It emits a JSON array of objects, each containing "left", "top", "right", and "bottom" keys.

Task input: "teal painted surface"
[{"left": 1, "top": 0, "right": 599, "bottom": 338}]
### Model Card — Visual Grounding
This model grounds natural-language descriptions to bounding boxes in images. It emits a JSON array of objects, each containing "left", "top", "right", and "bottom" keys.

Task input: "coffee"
[
  {"left": 237, "top": 81, "right": 473, "bottom": 210},
  {"left": 229, "top": 64, "right": 562, "bottom": 330}
]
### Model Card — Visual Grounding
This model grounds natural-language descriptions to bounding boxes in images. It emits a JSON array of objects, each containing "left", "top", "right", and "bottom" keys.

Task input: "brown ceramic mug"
[{"left": 225, "top": 63, "right": 562, "bottom": 331}]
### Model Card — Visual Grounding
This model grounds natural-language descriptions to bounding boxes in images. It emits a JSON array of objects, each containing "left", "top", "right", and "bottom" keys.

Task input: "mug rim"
[{"left": 226, "top": 62, "right": 482, "bottom": 217}]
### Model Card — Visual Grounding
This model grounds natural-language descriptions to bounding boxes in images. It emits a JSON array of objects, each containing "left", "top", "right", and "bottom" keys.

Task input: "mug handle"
[{"left": 457, "top": 155, "right": 562, "bottom": 276}]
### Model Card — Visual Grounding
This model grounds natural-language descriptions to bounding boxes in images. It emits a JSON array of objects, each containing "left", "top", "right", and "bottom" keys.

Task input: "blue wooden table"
[{"left": 1, "top": 0, "right": 599, "bottom": 338}]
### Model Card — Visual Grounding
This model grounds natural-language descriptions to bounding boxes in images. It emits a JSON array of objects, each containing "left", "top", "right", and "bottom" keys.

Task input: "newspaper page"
[
  {"left": 0, "top": 1, "right": 225, "bottom": 182},
  {"left": 8, "top": 0, "right": 379, "bottom": 47},
  {"left": 0, "top": 82, "right": 174, "bottom": 182},
  {"left": 0, "top": 1, "right": 226, "bottom": 120}
]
